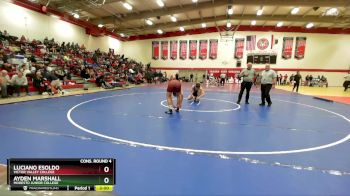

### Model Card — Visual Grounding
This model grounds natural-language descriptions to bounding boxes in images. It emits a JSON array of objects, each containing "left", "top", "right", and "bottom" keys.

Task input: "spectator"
[
  {"left": 32, "top": 71, "right": 48, "bottom": 95},
  {"left": 145, "top": 71, "right": 152, "bottom": 83},
  {"left": 305, "top": 75, "right": 310, "bottom": 86},
  {"left": 289, "top": 74, "right": 294, "bottom": 85},
  {"left": 61, "top": 42, "right": 65, "bottom": 50},
  {"left": 127, "top": 72, "right": 136, "bottom": 84},
  {"left": 29, "top": 55, "right": 36, "bottom": 63},
  {"left": 20, "top": 35, "right": 27, "bottom": 43},
  {"left": 220, "top": 73, "right": 226, "bottom": 86},
  {"left": 190, "top": 73, "right": 194, "bottom": 82},
  {"left": 11, "top": 72, "right": 30, "bottom": 96},
  {"left": 0, "top": 70, "right": 11, "bottom": 98},
  {"left": 152, "top": 71, "right": 158, "bottom": 84},
  {"left": 88, "top": 67, "right": 96, "bottom": 79},
  {"left": 54, "top": 68, "right": 66, "bottom": 81},
  {"left": 279, "top": 74, "right": 283, "bottom": 85},
  {"left": 95, "top": 74, "right": 113, "bottom": 89},
  {"left": 320, "top": 75, "right": 328, "bottom": 87},
  {"left": 158, "top": 71, "right": 163, "bottom": 83},
  {"left": 309, "top": 75, "right": 313, "bottom": 86},
  {"left": 63, "top": 66, "right": 71, "bottom": 80},
  {"left": 95, "top": 74, "right": 105, "bottom": 87},
  {"left": 283, "top": 74, "right": 288, "bottom": 85},
  {"left": 20, "top": 64, "right": 32, "bottom": 78},
  {"left": 43, "top": 36, "right": 49, "bottom": 45},
  {"left": 135, "top": 72, "right": 144, "bottom": 84},
  {"left": 344, "top": 73, "right": 350, "bottom": 91},
  {"left": 3, "top": 30, "right": 9, "bottom": 38},
  {"left": 80, "top": 67, "right": 89, "bottom": 80},
  {"left": 3, "top": 63, "right": 13, "bottom": 72}
]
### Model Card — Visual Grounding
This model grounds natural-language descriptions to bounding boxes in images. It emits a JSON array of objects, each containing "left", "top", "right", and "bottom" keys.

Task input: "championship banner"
[
  {"left": 295, "top": 37, "right": 307, "bottom": 59},
  {"left": 161, "top": 41, "right": 168, "bottom": 60},
  {"left": 189, "top": 40, "right": 197, "bottom": 60},
  {"left": 179, "top": 40, "right": 187, "bottom": 60},
  {"left": 152, "top": 41, "right": 160, "bottom": 60},
  {"left": 234, "top": 38, "right": 244, "bottom": 59},
  {"left": 199, "top": 40, "right": 208, "bottom": 60},
  {"left": 209, "top": 39, "right": 218, "bottom": 59},
  {"left": 170, "top": 40, "right": 178, "bottom": 60},
  {"left": 282, "top": 37, "right": 293, "bottom": 59}
]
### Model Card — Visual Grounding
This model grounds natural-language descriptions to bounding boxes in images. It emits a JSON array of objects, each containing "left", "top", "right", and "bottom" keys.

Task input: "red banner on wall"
[
  {"left": 282, "top": 37, "right": 293, "bottom": 59},
  {"left": 234, "top": 38, "right": 244, "bottom": 59},
  {"left": 152, "top": 41, "right": 160, "bottom": 60},
  {"left": 199, "top": 40, "right": 208, "bottom": 60},
  {"left": 208, "top": 69, "right": 239, "bottom": 77},
  {"left": 161, "top": 41, "right": 168, "bottom": 60},
  {"left": 179, "top": 40, "right": 187, "bottom": 60},
  {"left": 209, "top": 39, "right": 218, "bottom": 59},
  {"left": 189, "top": 40, "right": 197, "bottom": 60},
  {"left": 295, "top": 37, "right": 306, "bottom": 59},
  {"left": 170, "top": 40, "right": 178, "bottom": 60}
]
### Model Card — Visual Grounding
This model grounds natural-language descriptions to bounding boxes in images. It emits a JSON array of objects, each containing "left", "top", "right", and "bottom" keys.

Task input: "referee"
[
  {"left": 292, "top": 71, "right": 302, "bottom": 92},
  {"left": 260, "top": 64, "right": 277, "bottom": 107},
  {"left": 236, "top": 62, "right": 255, "bottom": 104}
]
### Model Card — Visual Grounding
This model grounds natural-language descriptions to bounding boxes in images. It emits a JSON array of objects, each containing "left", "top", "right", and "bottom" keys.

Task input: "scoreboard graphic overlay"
[{"left": 7, "top": 158, "right": 116, "bottom": 191}]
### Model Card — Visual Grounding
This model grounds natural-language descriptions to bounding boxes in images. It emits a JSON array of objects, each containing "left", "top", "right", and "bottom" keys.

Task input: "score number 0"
[{"left": 103, "top": 166, "right": 110, "bottom": 184}]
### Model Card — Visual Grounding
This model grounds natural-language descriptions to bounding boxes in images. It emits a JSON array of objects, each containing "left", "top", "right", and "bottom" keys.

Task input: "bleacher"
[{"left": 0, "top": 30, "right": 148, "bottom": 97}]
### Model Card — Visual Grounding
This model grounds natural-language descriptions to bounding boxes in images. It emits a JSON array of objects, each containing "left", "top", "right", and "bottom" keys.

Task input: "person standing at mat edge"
[
  {"left": 292, "top": 71, "right": 302, "bottom": 93},
  {"left": 236, "top": 62, "right": 255, "bottom": 104},
  {"left": 220, "top": 73, "right": 226, "bottom": 86},
  {"left": 165, "top": 74, "right": 183, "bottom": 114},
  {"left": 260, "top": 65, "right": 277, "bottom": 107},
  {"left": 344, "top": 73, "right": 350, "bottom": 91}
]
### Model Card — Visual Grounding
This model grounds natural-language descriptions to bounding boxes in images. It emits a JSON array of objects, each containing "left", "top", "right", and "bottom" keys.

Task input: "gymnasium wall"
[
  {"left": 122, "top": 31, "right": 350, "bottom": 86},
  {"left": 0, "top": 0, "right": 123, "bottom": 53}
]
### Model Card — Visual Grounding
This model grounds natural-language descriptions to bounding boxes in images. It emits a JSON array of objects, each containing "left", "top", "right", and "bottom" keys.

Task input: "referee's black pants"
[
  {"left": 261, "top": 84, "right": 273, "bottom": 105},
  {"left": 237, "top": 81, "right": 253, "bottom": 103},
  {"left": 220, "top": 78, "right": 225, "bottom": 86},
  {"left": 293, "top": 81, "right": 300, "bottom": 92},
  {"left": 344, "top": 81, "right": 350, "bottom": 91}
]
